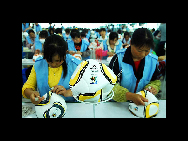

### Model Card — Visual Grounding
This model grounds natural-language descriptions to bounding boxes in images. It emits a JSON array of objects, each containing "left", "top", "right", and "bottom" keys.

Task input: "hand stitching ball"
[
  {"left": 129, "top": 90, "right": 159, "bottom": 118},
  {"left": 69, "top": 59, "right": 117, "bottom": 104},
  {"left": 72, "top": 53, "right": 82, "bottom": 60},
  {"left": 35, "top": 91, "right": 67, "bottom": 118}
]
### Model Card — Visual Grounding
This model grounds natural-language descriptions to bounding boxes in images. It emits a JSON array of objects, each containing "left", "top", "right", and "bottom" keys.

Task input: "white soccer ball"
[
  {"left": 129, "top": 90, "right": 159, "bottom": 118},
  {"left": 69, "top": 59, "right": 117, "bottom": 104},
  {"left": 35, "top": 91, "right": 67, "bottom": 118}
]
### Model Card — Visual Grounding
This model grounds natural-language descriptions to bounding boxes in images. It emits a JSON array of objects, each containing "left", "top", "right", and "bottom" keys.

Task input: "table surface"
[
  {"left": 22, "top": 59, "right": 35, "bottom": 66},
  {"left": 22, "top": 59, "right": 109, "bottom": 66},
  {"left": 22, "top": 100, "right": 166, "bottom": 118},
  {"left": 23, "top": 47, "right": 32, "bottom": 52}
]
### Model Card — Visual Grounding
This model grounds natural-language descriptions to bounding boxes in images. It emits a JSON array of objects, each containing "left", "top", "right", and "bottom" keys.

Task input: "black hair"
[
  {"left": 28, "top": 29, "right": 35, "bottom": 34},
  {"left": 107, "top": 29, "right": 112, "bottom": 33},
  {"left": 117, "top": 29, "right": 122, "bottom": 34},
  {"left": 55, "top": 28, "right": 62, "bottom": 34},
  {"left": 70, "top": 29, "right": 80, "bottom": 39},
  {"left": 131, "top": 28, "right": 154, "bottom": 49},
  {"left": 81, "top": 32, "right": 86, "bottom": 38},
  {"left": 48, "top": 28, "right": 54, "bottom": 35},
  {"left": 151, "top": 28, "right": 155, "bottom": 32},
  {"left": 124, "top": 31, "right": 129, "bottom": 38},
  {"left": 109, "top": 32, "right": 118, "bottom": 40},
  {"left": 65, "top": 28, "right": 70, "bottom": 34},
  {"left": 99, "top": 28, "right": 106, "bottom": 32},
  {"left": 43, "top": 34, "right": 68, "bottom": 78},
  {"left": 39, "top": 30, "right": 48, "bottom": 38}
]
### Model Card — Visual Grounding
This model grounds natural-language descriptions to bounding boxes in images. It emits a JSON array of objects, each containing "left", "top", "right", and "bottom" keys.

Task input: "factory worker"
[
  {"left": 62, "top": 28, "right": 71, "bottom": 41},
  {"left": 34, "top": 30, "right": 48, "bottom": 53},
  {"left": 67, "top": 29, "right": 90, "bottom": 60},
  {"left": 98, "top": 28, "right": 108, "bottom": 43},
  {"left": 34, "top": 23, "right": 42, "bottom": 35},
  {"left": 22, "top": 35, "right": 82, "bottom": 104},
  {"left": 109, "top": 28, "right": 161, "bottom": 105},
  {"left": 122, "top": 31, "right": 131, "bottom": 48},
  {"left": 99, "top": 32, "right": 123, "bottom": 60}
]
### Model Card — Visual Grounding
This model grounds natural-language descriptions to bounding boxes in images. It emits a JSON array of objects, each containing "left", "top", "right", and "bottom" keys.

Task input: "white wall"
[{"left": 37, "top": 23, "right": 161, "bottom": 30}]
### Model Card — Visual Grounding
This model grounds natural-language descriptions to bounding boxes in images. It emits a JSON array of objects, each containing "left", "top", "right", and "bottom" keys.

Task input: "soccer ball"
[
  {"left": 35, "top": 91, "right": 67, "bottom": 118},
  {"left": 129, "top": 90, "right": 159, "bottom": 118},
  {"left": 69, "top": 59, "right": 117, "bottom": 104}
]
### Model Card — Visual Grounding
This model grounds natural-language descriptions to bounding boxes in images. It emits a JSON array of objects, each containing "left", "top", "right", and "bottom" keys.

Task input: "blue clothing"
[
  {"left": 35, "top": 24, "right": 42, "bottom": 34},
  {"left": 34, "top": 54, "right": 81, "bottom": 102},
  {"left": 22, "top": 23, "right": 30, "bottom": 33},
  {"left": 86, "top": 30, "right": 90, "bottom": 39},
  {"left": 35, "top": 40, "right": 43, "bottom": 52},
  {"left": 62, "top": 33, "right": 71, "bottom": 41},
  {"left": 116, "top": 48, "right": 158, "bottom": 93},
  {"left": 102, "top": 39, "right": 122, "bottom": 59},
  {"left": 48, "top": 26, "right": 53, "bottom": 30},
  {"left": 26, "top": 35, "right": 39, "bottom": 44},
  {"left": 96, "top": 32, "right": 100, "bottom": 38},
  {"left": 67, "top": 39, "right": 90, "bottom": 60}
]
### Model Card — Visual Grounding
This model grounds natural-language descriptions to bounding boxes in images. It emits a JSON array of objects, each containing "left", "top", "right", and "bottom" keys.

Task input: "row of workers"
[
  {"left": 22, "top": 28, "right": 166, "bottom": 106},
  {"left": 22, "top": 28, "right": 132, "bottom": 60}
]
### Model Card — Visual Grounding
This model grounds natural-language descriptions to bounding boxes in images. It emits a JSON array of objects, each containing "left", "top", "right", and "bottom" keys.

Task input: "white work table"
[
  {"left": 22, "top": 100, "right": 166, "bottom": 118},
  {"left": 22, "top": 59, "right": 109, "bottom": 69},
  {"left": 22, "top": 59, "right": 35, "bottom": 66}
]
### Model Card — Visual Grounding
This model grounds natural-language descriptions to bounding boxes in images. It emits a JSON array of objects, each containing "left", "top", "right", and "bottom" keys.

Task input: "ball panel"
[
  {"left": 69, "top": 61, "right": 88, "bottom": 86},
  {"left": 140, "top": 91, "right": 146, "bottom": 98},
  {"left": 145, "top": 102, "right": 159, "bottom": 118},
  {"left": 101, "top": 63, "right": 117, "bottom": 84},
  {"left": 35, "top": 92, "right": 67, "bottom": 118},
  {"left": 78, "top": 89, "right": 101, "bottom": 102}
]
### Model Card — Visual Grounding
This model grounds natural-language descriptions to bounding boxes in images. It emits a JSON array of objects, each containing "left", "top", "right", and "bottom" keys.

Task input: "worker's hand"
[
  {"left": 76, "top": 51, "right": 82, "bottom": 55},
  {"left": 158, "top": 55, "right": 166, "bottom": 62},
  {"left": 126, "top": 92, "right": 148, "bottom": 106},
  {"left": 51, "top": 85, "right": 66, "bottom": 96},
  {"left": 132, "top": 94, "right": 148, "bottom": 106},
  {"left": 34, "top": 49, "right": 40, "bottom": 54},
  {"left": 144, "top": 86, "right": 158, "bottom": 95},
  {"left": 68, "top": 51, "right": 75, "bottom": 55},
  {"left": 30, "top": 91, "right": 45, "bottom": 105},
  {"left": 107, "top": 52, "right": 114, "bottom": 56}
]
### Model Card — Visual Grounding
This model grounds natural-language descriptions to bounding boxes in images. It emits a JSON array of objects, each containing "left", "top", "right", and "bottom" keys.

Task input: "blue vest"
[
  {"left": 34, "top": 54, "right": 81, "bottom": 102},
  {"left": 86, "top": 30, "right": 90, "bottom": 39},
  {"left": 22, "top": 23, "right": 30, "bottom": 33},
  {"left": 35, "top": 25, "right": 42, "bottom": 33},
  {"left": 102, "top": 39, "right": 122, "bottom": 60},
  {"left": 62, "top": 33, "right": 71, "bottom": 41},
  {"left": 67, "top": 39, "right": 90, "bottom": 60},
  {"left": 26, "top": 35, "right": 39, "bottom": 44},
  {"left": 35, "top": 40, "right": 42, "bottom": 52},
  {"left": 116, "top": 48, "right": 158, "bottom": 93}
]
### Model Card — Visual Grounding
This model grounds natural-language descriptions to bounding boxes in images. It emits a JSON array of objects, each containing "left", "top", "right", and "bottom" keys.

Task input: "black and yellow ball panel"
[
  {"left": 140, "top": 91, "right": 146, "bottom": 98},
  {"left": 100, "top": 63, "right": 117, "bottom": 84},
  {"left": 69, "top": 61, "right": 88, "bottom": 87},
  {"left": 36, "top": 91, "right": 52, "bottom": 106},
  {"left": 43, "top": 102, "right": 66, "bottom": 118},
  {"left": 77, "top": 89, "right": 102, "bottom": 102},
  {"left": 145, "top": 102, "right": 159, "bottom": 118}
]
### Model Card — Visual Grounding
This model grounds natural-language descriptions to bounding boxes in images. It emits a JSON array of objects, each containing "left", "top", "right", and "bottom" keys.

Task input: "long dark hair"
[{"left": 43, "top": 34, "right": 68, "bottom": 78}]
